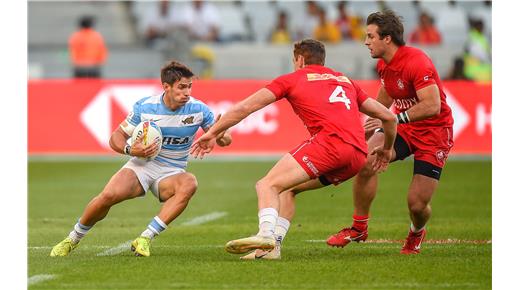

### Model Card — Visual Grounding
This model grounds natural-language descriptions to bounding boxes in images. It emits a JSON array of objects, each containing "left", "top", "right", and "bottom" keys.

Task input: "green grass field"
[{"left": 28, "top": 158, "right": 491, "bottom": 289}]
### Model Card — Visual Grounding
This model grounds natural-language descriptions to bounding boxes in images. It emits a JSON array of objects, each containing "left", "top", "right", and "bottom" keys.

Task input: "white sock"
[
  {"left": 141, "top": 216, "right": 167, "bottom": 239},
  {"left": 140, "top": 228, "right": 156, "bottom": 239},
  {"left": 274, "top": 217, "right": 291, "bottom": 243},
  {"left": 68, "top": 221, "right": 92, "bottom": 243},
  {"left": 411, "top": 222, "right": 425, "bottom": 233},
  {"left": 258, "top": 208, "right": 278, "bottom": 237}
]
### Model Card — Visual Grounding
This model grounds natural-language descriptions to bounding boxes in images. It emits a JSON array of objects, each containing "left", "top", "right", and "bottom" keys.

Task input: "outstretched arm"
[
  {"left": 359, "top": 98, "right": 397, "bottom": 172},
  {"left": 364, "top": 86, "right": 394, "bottom": 135},
  {"left": 191, "top": 88, "right": 277, "bottom": 158},
  {"left": 203, "top": 114, "right": 233, "bottom": 147},
  {"left": 208, "top": 88, "right": 276, "bottom": 137}
]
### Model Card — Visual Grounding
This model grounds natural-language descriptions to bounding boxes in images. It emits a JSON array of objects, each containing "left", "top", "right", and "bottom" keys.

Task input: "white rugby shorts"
[{"left": 122, "top": 158, "right": 185, "bottom": 202}]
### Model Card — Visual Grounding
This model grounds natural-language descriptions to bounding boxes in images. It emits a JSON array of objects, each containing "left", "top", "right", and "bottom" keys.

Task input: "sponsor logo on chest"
[
  {"left": 163, "top": 136, "right": 190, "bottom": 145},
  {"left": 397, "top": 79, "right": 405, "bottom": 90},
  {"left": 394, "top": 97, "right": 419, "bottom": 110}
]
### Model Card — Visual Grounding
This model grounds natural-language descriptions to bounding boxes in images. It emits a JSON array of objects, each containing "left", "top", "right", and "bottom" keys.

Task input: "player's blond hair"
[{"left": 293, "top": 39, "right": 326, "bottom": 66}]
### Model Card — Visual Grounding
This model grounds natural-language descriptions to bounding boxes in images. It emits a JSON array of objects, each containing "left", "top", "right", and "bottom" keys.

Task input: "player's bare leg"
[
  {"left": 242, "top": 179, "right": 324, "bottom": 260},
  {"left": 80, "top": 169, "right": 144, "bottom": 226},
  {"left": 279, "top": 179, "right": 324, "bottom": 220},
  {"left": 51, "top": 169, "right": 143, "bottom": 256},
  {"left": 401, "top": 174, "right": 438, "bottom": 254},
  {"left": 352, "top": 133, "right": 386, "bottom": 216},
  {"left": 407, "top": 174, "right": 437, "bottom": 229},
  {"left": 156, "top": 173, "right": 198, "bottom": 224},
  {"left": 327, "top": 132, "right": 396, "bottom": 247},
  {"left": 131, "top": 172, "right": 198, "bottom": 257},
  {"left": 226, "top": 153, "right": 309, "bottom": 254},
  {"left": 255, "top": 153, "right": 310, "bottom": 211}
]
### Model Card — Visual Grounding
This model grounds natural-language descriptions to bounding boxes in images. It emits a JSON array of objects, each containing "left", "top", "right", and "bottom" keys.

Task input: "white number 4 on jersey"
[{"left": 329, "top": 85, "right": 351, "bottom": 109}]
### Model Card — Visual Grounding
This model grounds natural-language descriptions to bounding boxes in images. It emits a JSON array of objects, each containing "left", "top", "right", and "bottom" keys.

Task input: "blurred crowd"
[{"left": 67, "top": 0, "right": 491, "bottom": 81}]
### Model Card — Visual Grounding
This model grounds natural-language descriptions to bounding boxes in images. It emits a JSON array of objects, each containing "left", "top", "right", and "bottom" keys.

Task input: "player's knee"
[
  {"left": 98, "top": 190, "right": 122, "bottom": 205},
  {"left": 255, "top": 178, "right": 281, "bottom": 195},
  {"left": 180, "top": 173, "right": 198, "bottom": 198},
  {"left": 408, "top": 200, "right": 429, "bottom": 215},
  {"left": 255, "top": 179, "right": 267, "bottom": 194}
]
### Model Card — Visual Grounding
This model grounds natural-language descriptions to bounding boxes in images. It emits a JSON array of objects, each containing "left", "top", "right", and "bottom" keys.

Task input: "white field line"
[
  {"left": 305, "top": 239, "right": 491, "bottom": 244},
  {"left": 96, "top": 240, "right": 132, "bottom": 256},
  {"left": 29, "top": 244, "right": 223, "bottom": 251},
  {"left": 180, "top": 211, "right": 228, "bottom": 226},
  {"left": 29, "top": 238, "right": 490, "bottom": 251},
  {"left": 29, "top": 245, "right": 111, "bottom": 250},
  {"left": 28, "top": 274, "right": 56, "bottom": 286},
  {"left": 92, "top": 211, "right": 227, "bottom": 256}
]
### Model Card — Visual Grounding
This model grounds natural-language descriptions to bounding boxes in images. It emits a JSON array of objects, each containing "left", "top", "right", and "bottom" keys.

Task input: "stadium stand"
[
  {"left": 27, "top": 0, "right": 491, "bottom": 80},
  {"left": 28, "top": 1, "right": 135, "bottom": 46}
]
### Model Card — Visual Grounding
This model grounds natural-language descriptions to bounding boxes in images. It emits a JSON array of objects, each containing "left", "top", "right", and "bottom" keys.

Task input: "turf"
[{"left": 28, "top": 159, "right": 491, "bottom": 289}]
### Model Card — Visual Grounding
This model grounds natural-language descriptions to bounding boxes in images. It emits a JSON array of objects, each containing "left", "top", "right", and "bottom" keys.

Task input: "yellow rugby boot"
[
  {"left": 50, "top": 237, "right": 79, "bottom": 257},
  {"left": 131, "top": 237, "right": 152, "bottom": 257}
]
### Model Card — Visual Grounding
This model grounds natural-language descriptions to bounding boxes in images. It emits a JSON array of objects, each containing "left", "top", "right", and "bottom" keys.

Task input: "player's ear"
[
  {"left": 295, "top": 55, "right": 305, "bottom": 68},
  {"left": 384, "top": 35, "right": 392, "bottom": 45},
  {"left": 162, "top": 82, "right": 171, "bottom": 91}
]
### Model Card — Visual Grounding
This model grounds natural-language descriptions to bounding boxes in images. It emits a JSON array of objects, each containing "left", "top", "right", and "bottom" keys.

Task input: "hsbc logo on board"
[
  {"left": 80, "top": 85, "right": 162, "bottom": 148},
  {"left": 444, "top": 88, "right": 469, "bottom": 139},
  {"left": 80, "top": 85, "right": 280, "bottom": 148}
]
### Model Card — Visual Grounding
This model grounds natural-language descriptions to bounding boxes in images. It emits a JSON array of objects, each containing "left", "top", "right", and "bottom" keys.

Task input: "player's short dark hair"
[
  {"left": 293, "top": 39, "right": 326, "bottom": 66},
  {"left": 160, "top": 60, "right": 194, "bottom": 85},
  {"left": 366, "top": 10, "right": 405, "bottom": 46}
]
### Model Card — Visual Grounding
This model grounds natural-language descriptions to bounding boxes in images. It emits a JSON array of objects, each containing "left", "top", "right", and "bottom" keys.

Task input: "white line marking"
[
  {"left": 28, "top": 246, "right": 53, "bottom": 250},
  {"left": 31, "top": 238, "right": 491, "bottom": 253},
  {"left": 28, "top": 274, "right": 56, "bottom": 286},
  {"left": 306, "top": 239, "right": 491, "bottom": 244},
  {"left": 30, "top": 245, "right": 223, "bottom": 252},
  {"left": 29, "top": 245, "right": 111, "bottom": 250},
  {"left": 180, "top": 211, "right": 228, "bottom": 226},
  {"left": 96, "top": 240, "right": 132, "bottom": 256}
]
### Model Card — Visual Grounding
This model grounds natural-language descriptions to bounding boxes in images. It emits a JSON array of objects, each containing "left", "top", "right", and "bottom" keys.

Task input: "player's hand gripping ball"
[{"left": 131, "top": 120, "right": 162, "bottom": 159}]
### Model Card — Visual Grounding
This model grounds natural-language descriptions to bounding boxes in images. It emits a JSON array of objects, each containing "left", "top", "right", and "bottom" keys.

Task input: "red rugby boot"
[
  {"left": 326, "top": 227, "right": 368, "bottom": 247},
  {"left": 400, "top": 229, "right": 427, "bottom": 254}
]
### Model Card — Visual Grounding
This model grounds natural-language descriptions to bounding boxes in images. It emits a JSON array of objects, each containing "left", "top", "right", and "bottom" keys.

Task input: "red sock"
[{"left": 352, "top": 215, "right": 369, "bottom": 231}]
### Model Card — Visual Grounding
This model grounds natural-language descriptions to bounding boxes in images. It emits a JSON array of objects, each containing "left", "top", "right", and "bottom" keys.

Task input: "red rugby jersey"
[
  {"left": 266, "top": 64, "right": 368, "bottom": 154},
  {"left": 376, "top": 46, "right": 453, "bottom": 128}
]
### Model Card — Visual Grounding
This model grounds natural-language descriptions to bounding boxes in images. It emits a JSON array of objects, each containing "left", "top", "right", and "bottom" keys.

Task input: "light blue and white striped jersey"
[{"left": 126, "top": 92, "right": 214, "bottom": 169}]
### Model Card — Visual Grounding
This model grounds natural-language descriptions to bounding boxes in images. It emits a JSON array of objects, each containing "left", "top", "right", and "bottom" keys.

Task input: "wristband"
[
  {"left": 123, "top": 144, "right": 132, "bottom": 155},
  {"left": 396, "top": 111, "right": 410, "bottom": 124}
]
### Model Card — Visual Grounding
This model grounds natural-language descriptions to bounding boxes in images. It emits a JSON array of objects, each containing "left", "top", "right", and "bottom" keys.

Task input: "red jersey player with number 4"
[
  {"left": 191, "top": 39, "right": 397, "bottom": 260},
  {"left": 326, "top": 10, "right": 454, "bottom": 254}
]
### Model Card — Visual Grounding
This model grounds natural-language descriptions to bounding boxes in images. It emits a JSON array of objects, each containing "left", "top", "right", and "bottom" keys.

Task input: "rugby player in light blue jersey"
[{"left": 50, "top": 60, "right": 232, "bottom": 257}]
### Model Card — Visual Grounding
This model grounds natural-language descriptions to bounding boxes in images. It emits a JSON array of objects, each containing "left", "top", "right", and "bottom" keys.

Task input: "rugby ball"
[{"left": 131, "top": 120, "right": 162, "bottom": 159}]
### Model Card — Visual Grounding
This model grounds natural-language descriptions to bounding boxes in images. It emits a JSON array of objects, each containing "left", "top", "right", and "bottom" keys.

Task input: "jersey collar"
[{"left": 386, "top": 46, "right": 407, "bottom": 70}]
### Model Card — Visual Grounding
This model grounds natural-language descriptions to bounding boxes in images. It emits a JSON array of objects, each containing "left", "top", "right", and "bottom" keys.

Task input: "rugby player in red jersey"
[
  {"left": 326, "top": 10, "right": 454, "bottom": 254},
  {"left": 191, "top": 39, "right": 397, "bottom": 259}
]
